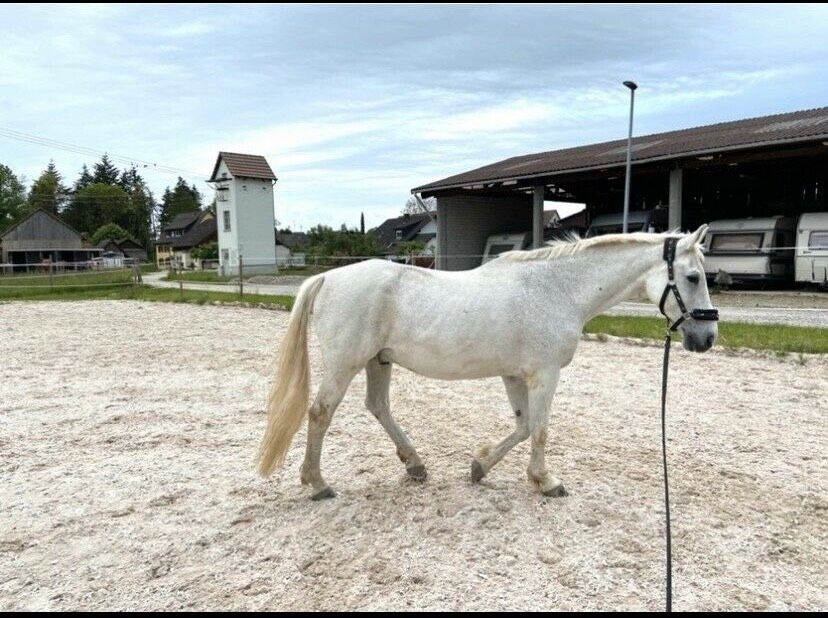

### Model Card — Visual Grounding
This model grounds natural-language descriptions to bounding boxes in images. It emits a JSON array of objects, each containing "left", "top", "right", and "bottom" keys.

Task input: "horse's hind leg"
[
  {"left": 471, "top": 375, "right": 530, "bottom": 483},
  {"left": 300, "top": 370, "right": 356, "bottom": 500},
  {"left": 365, "top": 356, "right": 426, "bottom": 481}
]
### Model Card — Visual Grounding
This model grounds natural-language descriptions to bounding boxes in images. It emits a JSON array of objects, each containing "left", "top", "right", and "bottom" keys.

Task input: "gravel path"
[{"left": 1, "top": 301, "right": 825, "bottom": 611}]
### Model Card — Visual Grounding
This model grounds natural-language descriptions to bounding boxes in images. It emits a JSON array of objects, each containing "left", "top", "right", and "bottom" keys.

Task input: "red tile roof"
[{"left": 209, "top": 152, "right": 277, "bottom": 181}]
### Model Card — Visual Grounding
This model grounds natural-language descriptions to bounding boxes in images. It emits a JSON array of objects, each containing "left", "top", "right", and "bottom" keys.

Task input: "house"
[
  {"left": 275, "top": 231, "right": 309, "bottom": 267},
  {"left": 154, "top": 210, "right": 217, "bottom": 269},
  {"left": 97, "top": 238, "right": 148, "bottom": 263},
  {"left": 0, "top": 208, "right": 101, "bottom": 271},
  {"left": 374, "top": 212, "right": 437, "bottom": 257},
  {"left": 208, "top": 152, "right": 278, "bottom": 276}
]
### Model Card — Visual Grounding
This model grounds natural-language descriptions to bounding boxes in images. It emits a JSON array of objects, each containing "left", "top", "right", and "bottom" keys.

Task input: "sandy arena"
[{"left": 1, "top": 301, "right": 825, "bottom": 611}]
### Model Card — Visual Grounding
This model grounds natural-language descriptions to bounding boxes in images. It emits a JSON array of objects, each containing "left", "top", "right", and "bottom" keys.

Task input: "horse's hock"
[{"left": 1, "top": 301, "right": 825, "bottom": 611}]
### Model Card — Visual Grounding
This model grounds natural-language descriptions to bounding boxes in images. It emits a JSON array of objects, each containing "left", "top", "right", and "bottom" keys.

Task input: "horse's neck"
[{"left": 536, "top": 243, "right": 662, "bottom": 321}]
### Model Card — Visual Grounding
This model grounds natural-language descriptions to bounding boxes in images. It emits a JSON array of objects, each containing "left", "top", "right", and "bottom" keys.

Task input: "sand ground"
[{"left": 1, "top": 301, "right": 825, "bottom": 611}]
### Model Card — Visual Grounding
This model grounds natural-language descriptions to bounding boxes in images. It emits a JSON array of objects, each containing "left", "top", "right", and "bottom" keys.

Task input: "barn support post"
[
  {"left": 533, "top": 185, "right": 544, "bottom": 248},
  {"left": 436, "top": 198, "right": 449, "bottom": 270},
  {"left": 669, "top": 167, "right": 683, "bottom": 231}
]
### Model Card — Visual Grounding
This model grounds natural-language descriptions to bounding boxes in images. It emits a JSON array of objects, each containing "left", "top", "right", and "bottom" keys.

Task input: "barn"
[
  {"left": 0, "top": 209, "right": 101, "bottom": 270},
  {"left": 413, "top": 106, "right": 828, "bottom": 270}
]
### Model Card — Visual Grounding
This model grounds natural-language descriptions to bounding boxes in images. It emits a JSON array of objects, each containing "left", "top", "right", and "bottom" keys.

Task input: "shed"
[
  {"left": 0, "top": 209, "right": 101, "bottom": 269},
  {"left": 413, "top": 106, "right": 828, "bottom": 270}
]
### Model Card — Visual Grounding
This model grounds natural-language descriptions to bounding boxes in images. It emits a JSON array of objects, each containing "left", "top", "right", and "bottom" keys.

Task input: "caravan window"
[
  {"left": 710, "top": 233, "right": 764, "bottom": 252},
  {"left": 809, "top": 232, "right": 828, "bottom": 250}
]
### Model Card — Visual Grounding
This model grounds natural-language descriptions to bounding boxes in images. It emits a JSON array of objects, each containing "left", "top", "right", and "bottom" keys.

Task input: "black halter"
[
  {"left": 658, "top": 237, "right": 720, "bottom": 331},
  {"left": 658, "top": 236, "right": 719, "bottom": 613}
]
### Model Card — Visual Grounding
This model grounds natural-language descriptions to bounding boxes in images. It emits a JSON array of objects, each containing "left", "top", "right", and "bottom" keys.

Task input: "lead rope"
[{"left": 661, "top": 330, "right": 673, "bottom": 613}]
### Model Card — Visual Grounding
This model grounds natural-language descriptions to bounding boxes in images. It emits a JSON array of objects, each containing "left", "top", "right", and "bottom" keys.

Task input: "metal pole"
[{"left": 622, "top": 81, "right": 638, "bottom": 233}]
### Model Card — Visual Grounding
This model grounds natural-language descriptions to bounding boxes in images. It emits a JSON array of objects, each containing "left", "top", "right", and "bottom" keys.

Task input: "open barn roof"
[{"left": 414, "top": 106, "right": 828, "bottom": 193}]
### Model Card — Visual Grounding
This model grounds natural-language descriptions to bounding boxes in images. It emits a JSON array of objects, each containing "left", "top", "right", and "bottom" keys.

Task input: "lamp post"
[{"left": 622, "top": 80, "right": 637, "bottom": 233}]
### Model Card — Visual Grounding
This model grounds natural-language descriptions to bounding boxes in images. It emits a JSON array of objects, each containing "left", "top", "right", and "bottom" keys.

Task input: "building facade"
[{"left": 208, "top": 152, "right": 277, "bottom": 275}]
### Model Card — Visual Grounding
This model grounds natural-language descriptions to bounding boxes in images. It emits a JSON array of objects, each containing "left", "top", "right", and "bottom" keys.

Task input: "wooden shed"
[{"left": 0, "top": 209, "right": 101, "bottom": 270}]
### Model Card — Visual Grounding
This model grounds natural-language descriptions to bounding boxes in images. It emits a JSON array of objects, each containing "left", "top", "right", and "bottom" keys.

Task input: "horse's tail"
[{"left": 257, "top": 275, "right": 325, "bottom": 477}]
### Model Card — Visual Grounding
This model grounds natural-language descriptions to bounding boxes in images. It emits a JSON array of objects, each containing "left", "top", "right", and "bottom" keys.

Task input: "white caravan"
[
  {"left": 795, "top": 212, "right": 828, "bottom": 286},
  {"left": 702, "top": 216, "right": 796, "bottom": 283}
]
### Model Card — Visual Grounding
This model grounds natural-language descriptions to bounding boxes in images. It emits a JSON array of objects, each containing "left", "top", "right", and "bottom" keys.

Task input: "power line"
[{"left": 0, "top": 126, "right": 209, "bottom": 182}]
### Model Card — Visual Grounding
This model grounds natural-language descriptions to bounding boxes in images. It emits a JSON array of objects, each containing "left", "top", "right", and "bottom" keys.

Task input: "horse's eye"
[{"left": 687, "top": 273, "right": 700, "bottom": 285}]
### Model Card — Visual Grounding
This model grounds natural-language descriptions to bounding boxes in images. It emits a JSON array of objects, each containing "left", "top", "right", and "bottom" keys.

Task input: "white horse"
[{"left": 258, "top": 226, "right": 717, "bottom": 500}]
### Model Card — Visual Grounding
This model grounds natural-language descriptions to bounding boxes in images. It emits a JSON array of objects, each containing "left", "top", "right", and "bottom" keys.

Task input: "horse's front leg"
[{"left": 526, "top": 366, "right": 567, "bottom": 498}]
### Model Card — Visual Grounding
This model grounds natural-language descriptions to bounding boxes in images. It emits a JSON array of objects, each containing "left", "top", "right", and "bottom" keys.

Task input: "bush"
[{"left": 90, "top": 222, "right": 137, "bottom": 246}]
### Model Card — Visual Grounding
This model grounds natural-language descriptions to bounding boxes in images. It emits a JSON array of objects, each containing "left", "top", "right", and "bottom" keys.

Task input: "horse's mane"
[{"left": 498, "top": 231, "right": 684, "bottom": 263}]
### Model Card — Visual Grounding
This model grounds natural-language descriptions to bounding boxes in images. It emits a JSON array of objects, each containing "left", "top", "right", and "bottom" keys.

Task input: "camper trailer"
[
  {"left": 702, "top": 216, "right": 796, "bottom": 283},
  {"left": 585, "top": 210, "right": 665, "bottom": 237},
  {"left": 481, "top": 232, "right": 531, "bottom": 264},
  {"left": 795, "top": 212, "right": 828, "bottom": 286}
]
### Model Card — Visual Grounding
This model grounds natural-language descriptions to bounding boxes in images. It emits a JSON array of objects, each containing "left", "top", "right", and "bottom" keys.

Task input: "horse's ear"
[{"left": 682, "top": 224, "right": 708, "bottom": 249}]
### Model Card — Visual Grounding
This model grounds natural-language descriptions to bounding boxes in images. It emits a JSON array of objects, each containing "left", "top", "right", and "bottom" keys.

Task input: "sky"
[{"left": 2, "top": 4, "right": 828, "bottom": 230}]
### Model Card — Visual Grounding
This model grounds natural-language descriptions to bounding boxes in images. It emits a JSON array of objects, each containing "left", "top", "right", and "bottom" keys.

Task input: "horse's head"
[{"left": 645, "top": 225, "right": 719, "bottom": 353}]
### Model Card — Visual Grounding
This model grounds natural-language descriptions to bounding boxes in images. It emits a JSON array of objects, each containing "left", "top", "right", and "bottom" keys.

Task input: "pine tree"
[
  {"left": 27, "top": 161, "right": 67, "bottom": 215},
  {"left": 158, "top": 177, "right": 202, "bottom": 227},
  {"left": 92, "top": 154, "right": 120, "bottom": 185},
  {"left": 360, "top": 212, "right": 365, "bottom": 235},
  {"left": 74, "top": 164, "right": 93, "bottom": 192}
]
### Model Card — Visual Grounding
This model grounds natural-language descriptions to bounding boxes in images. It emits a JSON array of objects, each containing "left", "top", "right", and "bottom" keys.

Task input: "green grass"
[
  {"left": 585, "top": 315, "right": 828, "bottom": 355},
  {"left": 0, "top": 271, "right": 294, "bottom": 309},
  {"left": 163, "top": 271, "right": 235, "bottom": 283}
]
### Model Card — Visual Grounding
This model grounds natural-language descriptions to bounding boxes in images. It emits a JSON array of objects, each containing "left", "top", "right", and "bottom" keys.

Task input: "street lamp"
[{"left": 622, "top": 80, "right": 637, "bottom": 233}]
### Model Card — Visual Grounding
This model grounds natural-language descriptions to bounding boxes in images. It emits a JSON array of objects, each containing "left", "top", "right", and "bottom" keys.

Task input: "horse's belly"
[{"left": 386, "top": 347, "right": 503, "bottom": 380}]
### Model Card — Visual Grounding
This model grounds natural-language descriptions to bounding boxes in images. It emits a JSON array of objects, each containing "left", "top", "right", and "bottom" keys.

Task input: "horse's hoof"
[
  {"left": 542, "top": 484, "right": 568, "bottom": 498},
  {"left": 406, "top": 464, "right": 428, "bottom": 482},
  {"left": 311, "top": 487, "right": 337, "bottom": 501},
  {"left": 470, "top": 460, "right": 486, "bottom": 484}
]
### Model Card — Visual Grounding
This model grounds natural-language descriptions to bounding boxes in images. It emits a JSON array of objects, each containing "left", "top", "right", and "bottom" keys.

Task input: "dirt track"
[{"left": 1, "top": 301, "right": 825, "bottom": 611}]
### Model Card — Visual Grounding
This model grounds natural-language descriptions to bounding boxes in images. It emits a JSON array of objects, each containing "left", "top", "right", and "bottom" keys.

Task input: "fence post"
[
  {"left": 238, "top": 255, "right": 244, "bottom": 300},
  {"left": 49, "top": 261, "right": 54, "bottom": 291},
  {"left": 179, "top": 279, "right": 184, "bottom": 299}
]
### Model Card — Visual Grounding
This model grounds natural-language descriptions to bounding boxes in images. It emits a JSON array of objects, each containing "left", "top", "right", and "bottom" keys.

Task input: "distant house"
[
  {"left": 275, "top": 231, "right": 309, "bottom": 267},
  {"left": 0, "top": 209, "right": 101, "bottom": 270},
  {"left": 374, "top": 212, "right": 437, "bottom": 257},
  {"left": 154, "top": 211, "right": 217, "bottom": 269},
  {"left": 97, "top": 238, "right": 148, "bottom": 263}
]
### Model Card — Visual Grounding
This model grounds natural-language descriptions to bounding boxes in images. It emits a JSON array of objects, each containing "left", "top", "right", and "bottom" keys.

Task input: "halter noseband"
[{"left": 658, "top": 237, "right": 719, "bottom": 332}]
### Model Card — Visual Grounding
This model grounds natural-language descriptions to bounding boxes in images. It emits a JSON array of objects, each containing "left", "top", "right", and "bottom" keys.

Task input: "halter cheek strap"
[{"left": 658, "top": 237, "right": 719, "bottom": 332}]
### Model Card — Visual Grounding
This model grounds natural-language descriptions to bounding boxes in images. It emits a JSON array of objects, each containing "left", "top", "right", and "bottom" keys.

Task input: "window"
[
  {"left": 223, "top": 210, "right": 231, "bottom": 232},
  {"left": 709, "top": 233, "right": 764, "bottom": 252},
  {"left": 809, "top": 231, "right": 828, "bottom": 250},
  {"left": 395, "top": 230, "right": 403, "bottom": 240}
]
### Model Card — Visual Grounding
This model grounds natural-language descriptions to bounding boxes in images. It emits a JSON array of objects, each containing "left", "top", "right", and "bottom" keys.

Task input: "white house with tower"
[{"left": 208, "top": 152, "right": 277, "bottom": 275}]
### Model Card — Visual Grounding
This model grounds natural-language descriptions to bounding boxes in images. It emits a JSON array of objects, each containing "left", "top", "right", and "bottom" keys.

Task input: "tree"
[
  {"left": 159, "top": 177, "right": 202, "bottom": 227},
  {"left": 92, "top": 154, "right": 120, "bottom": 185},
  {"left": 403, "top": 194, "right": 436, "bottom": 215},
  {"left": 27, "top": 161, "right": 67, "bottom": 215},
  {"left": 190, "top": 242, "right": 219, "bottom": 261},
  {"left": 306, "top": 224, "right": 379, "bottom": 259},
  {"left": 74, "top": 165, "right": 94, "bottom": 192},
  {"left": 90, "top": 222, "right": 136, "bottom": 246},
  {"left": 0, "top": 164, "right": 27, "bottom": 228},
  {"left": 62, "top": 183, "right": 131, "bottom": 237},
  {"left": 395, "top": 239, "right": 426, "bottom": 259},
  {"left": 360, "top": 212, "right": 365, "bottom": 235}
]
